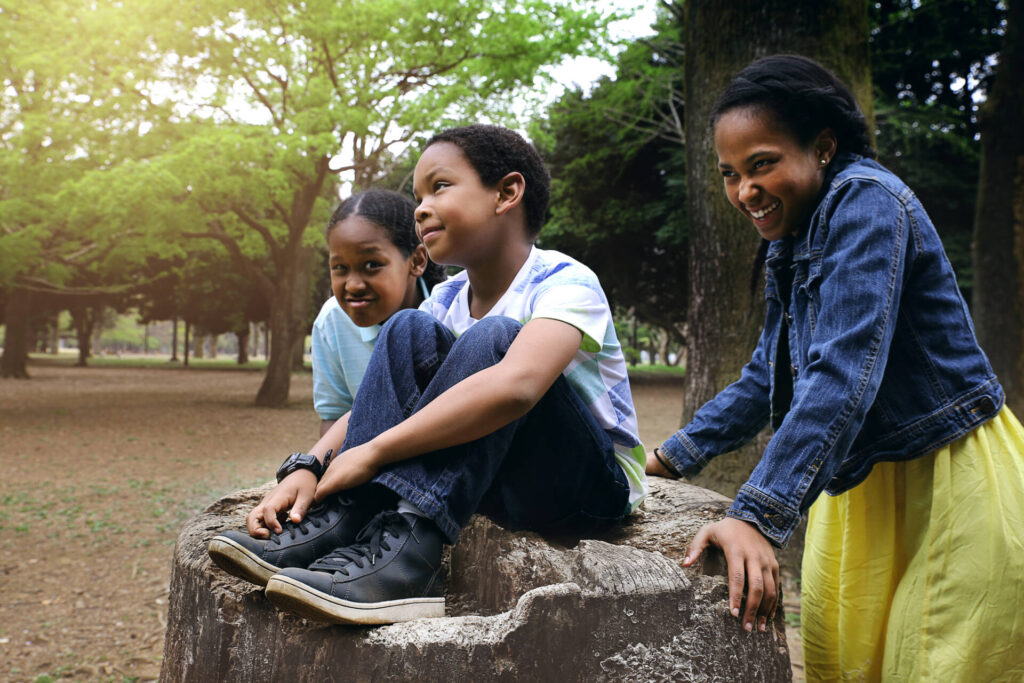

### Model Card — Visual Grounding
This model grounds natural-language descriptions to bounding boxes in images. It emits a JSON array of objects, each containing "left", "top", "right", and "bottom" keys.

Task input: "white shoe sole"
[
  {"left": 207, "top": 536, "right": 279, "bottom": 587},
  {"left": 265, "top": 574, "right": 445, "bottom": 625}
]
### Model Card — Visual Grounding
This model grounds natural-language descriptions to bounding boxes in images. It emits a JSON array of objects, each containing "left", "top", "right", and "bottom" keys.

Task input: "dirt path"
[{"left": 0, "top": 362, "right": 801, "bottom": 682}]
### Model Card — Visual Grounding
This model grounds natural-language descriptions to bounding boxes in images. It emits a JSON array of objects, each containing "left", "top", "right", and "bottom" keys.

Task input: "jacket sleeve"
[
  {"left": 658, "top": 320, "right": 771, "bottom": 476},
  {"left": 728, "top": 179, "right": 912, "bottom": 546}
]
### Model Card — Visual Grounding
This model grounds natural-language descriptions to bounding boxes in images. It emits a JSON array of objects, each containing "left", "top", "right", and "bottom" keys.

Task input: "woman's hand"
[
  {"left": 314, "top": 442, "right": 381, "bottom": 502},
  {"left": 645, "top": 449, "right": 680, "bottom": 478},
  {"left": 246, "top": 469, "right": 318, "bottom": 538},
  {"left": 683, "top": 517, "right": 779, "bottom": 633}
]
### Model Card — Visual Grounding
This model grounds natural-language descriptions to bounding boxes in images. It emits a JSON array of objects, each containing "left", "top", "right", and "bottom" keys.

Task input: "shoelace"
[
  {"left": 309, "top": 510, "right": 410, "bottom": 575},
  {"left": 269, "top": 495, "right": 352, "bottom": 545}
]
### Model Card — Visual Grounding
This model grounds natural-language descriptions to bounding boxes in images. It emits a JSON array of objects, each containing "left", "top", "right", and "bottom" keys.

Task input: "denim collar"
[{"left": 765, "top": 152, "right": 862, "bottom": 267}]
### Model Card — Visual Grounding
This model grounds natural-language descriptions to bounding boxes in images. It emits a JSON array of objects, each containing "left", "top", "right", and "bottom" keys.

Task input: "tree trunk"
[
  {"left": 236, "top": 328, "right": 250, "bottom": 365},
  {"left": 255, "top": 247, "right": 316, "bottom": 406},
  {"left": 682, "top": 0, "right": 872, "bottom": 498},
  {"left": 209, "top": 334, "right": 218, "bottom": 360},
  {"left": 184, "top": 319, "right": 191, "bottom": 367},
  {"left": 973, "top": 0, "right": 1024, "bottom": 416},
  {"left": 170, "top": 316, "right": 179, "bottom": 362},
  {"left": 71, "top": 307, "right": 96, "bottom": 367},
  {"left": 0, "top": 288, "right": 32, "bottom": 379},
  {"left": 193, "top": 326, "right": 206, "bottom": 359}
]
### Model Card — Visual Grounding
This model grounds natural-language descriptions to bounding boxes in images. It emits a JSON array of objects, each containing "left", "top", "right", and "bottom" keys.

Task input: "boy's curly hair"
[{"left": 425, "top": 124, "right": 551, "bottom": 238}]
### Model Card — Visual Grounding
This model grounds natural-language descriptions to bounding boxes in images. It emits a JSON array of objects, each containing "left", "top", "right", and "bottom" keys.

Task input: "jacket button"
[
  {"left": 790, "top": 364, "right": 798, "bottom": 378},
  {"left": 979, "top": 396, "right": 996, "bottom": 413},
  {"left": 784, "top": 313, "right": 793, "bottom": 325}
]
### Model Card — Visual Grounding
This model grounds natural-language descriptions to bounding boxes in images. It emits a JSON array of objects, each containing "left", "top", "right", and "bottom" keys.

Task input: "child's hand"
[
  {"left": 246, "top": 470, "right": 318, "bottom": 539},
  {"left": 683, "top": 517, "right": 779, "bottom": 633},
  {"left": 314, "top": 442, "right": 380, "bottom": 502}
]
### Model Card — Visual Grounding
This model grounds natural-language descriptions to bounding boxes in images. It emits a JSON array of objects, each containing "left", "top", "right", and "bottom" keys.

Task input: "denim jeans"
[{"left": 341, "top": 309, "right": 630, "bottom": 544}]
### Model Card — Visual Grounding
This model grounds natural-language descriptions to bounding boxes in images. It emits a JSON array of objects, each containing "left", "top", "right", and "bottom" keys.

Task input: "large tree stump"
[{"left": 160, "top": 479, "right": 791, "bottom": 682}]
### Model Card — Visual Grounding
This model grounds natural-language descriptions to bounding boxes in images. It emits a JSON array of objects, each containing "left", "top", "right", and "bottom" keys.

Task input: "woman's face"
[{"left": 714, "top": 107, "right": 835, "bottom": 241}]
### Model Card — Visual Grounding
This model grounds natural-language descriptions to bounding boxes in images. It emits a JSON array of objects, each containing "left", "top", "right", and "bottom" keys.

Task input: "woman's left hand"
[
  {"left": 314, "top": 442, "right": 380, "bottom": 501},
  {"left": 683, "top": 517, "right": 779, "bottom": 633}
]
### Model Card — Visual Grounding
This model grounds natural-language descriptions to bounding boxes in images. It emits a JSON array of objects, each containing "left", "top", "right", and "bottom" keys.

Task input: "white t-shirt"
[{"left": 419, "top": 246, "right": 647, "bottom": 511}]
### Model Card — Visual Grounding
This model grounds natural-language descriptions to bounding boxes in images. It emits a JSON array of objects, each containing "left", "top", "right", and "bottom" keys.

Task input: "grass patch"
[
  {"left": 28, "top": 353, "right": 312, "bottom": 373},
  {"left": 627, "top": 363, "right": 686, "bottom": 379}
]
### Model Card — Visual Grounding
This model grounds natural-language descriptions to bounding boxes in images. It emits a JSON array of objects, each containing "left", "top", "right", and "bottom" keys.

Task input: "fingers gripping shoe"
[
  {"left": 265, "top": 510, "right": 446, "bottom": 625},
  {"left": 207, "top": 495, "right": 366, "bottom": 587}
]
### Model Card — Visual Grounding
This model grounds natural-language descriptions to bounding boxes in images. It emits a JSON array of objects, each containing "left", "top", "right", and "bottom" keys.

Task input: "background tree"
[
  {"left": 538, "top": 12, "right": 687, "bottom": 350},
  {"left": 0, "top": 0, "right": 179, "bottom": 377},
  {"left": 682, "top": 0, "right": 872, "bottom": 504},
  {"left": 119, "top": 0, "right": 612, "bottom": 406},
  {"left": 973, "top": 0, "right": 1024, "bottom": 414}
]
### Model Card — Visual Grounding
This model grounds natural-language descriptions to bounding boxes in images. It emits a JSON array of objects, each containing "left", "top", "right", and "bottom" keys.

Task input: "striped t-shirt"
[{"left": 419, "top": 246, "right": 648, "bottom": 511}]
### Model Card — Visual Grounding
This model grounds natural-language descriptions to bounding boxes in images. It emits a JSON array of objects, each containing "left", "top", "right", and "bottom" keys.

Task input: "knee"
[
  {"left": 459, "top": 316, "right": 522, "bottom": 353},
  {"left": 380, "top": 309, "right": 437, "bottom": 337}
]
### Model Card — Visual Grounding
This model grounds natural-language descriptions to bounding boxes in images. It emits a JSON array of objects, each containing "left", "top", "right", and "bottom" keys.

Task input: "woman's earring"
[{"left": 820, "top": 157, "right": 828, "bottom": 166}]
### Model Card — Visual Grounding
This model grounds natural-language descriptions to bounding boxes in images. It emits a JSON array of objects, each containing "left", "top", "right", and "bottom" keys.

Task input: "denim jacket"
[{"left": 659, "top": 154, "right": 1004, "bottom": 546}]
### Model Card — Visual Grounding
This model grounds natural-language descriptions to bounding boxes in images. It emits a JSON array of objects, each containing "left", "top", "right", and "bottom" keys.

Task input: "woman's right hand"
[
  {"left": 246, "top": 470, "right": 318, "bottom": 538},
  {"left": 683, "top": 517, "right": 779, "bottom": 633}
]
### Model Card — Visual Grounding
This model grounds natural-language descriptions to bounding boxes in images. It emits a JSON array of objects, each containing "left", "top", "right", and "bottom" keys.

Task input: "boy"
[{"left": 209, "top": 125, "right": 646, "bottom": 625}]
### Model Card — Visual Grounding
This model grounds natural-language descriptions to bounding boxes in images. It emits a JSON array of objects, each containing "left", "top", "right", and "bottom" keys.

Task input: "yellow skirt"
[{"left": 801, "top": 407, "right": 1024, "bottom": 682}]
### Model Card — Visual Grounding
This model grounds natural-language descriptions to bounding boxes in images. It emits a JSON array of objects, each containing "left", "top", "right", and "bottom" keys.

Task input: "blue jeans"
[{"left": 341, "top": 309, "right": 630, "bottom": 544}]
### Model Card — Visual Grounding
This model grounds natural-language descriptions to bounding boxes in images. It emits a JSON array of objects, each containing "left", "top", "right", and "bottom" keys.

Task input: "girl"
[
  {"left": 311, "top": 189, "right": 446, "bottom": 436},
  {"left": 209, "top": 189, "right": 445, "bottom": 587},
  {"left": 211, "top": 125, "right": 644, "bottom": 626},
  {"left": 647, "top": 55, "right": 1024, "bottom": 680}
]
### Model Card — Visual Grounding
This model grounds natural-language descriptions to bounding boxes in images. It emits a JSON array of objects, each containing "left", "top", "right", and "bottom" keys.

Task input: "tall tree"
[
  {"left": 0, "top": 0, "right": 178, "bottom": 377},
  {"left": 682, "top": 0, "right": 872, "bottom": 498},
  {"left": 538, "top": 13, "right": 687, "bottom": 342},
  {"left": 973, "top": 0, "right": 1024, "bottom": 414},
  {"left": 129, "top": 0, "right": 611, "bottom": 406}
]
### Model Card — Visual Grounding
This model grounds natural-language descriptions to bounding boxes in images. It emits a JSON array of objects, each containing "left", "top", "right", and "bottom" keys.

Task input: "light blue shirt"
[
  {"left": 311, "top": 297, "right": 378, "bottom": 421},
  {"left": 311, "top": 278, "right": 431, "bottom": 421}
]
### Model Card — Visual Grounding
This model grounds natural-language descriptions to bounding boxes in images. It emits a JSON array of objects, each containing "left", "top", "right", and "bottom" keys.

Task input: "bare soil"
[{"left": 0, "top": 360, "right": 802, "bottom": 682}]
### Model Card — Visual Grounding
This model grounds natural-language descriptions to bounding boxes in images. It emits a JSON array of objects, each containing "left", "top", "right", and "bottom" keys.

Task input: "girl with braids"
[
  {"left": 310, "top": 189, "right": 447, "bottom": 437},
  {"left": 647, "top": 55, "right": 1024, "bottom": 680}
]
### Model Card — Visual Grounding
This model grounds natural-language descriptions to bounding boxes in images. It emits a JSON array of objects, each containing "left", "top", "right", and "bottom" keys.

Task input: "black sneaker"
[
  {"left": 207, "top": 495, "right": 367, "bottom": 587},
  {"left": 264, "top": 510, "right": 445, "bottom": 625}
]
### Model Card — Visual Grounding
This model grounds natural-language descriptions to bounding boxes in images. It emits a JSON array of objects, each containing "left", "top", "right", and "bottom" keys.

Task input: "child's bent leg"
[{"left": 355, "top": 312, "right": 629, "bottom": 542}]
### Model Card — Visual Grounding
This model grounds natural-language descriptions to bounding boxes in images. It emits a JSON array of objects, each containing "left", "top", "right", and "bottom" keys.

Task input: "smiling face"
[
  {"left": 411, "top": 142, "right": 506, "bottom": 268},
  {"left": 328, "top": 215, "right": 425, "bottom": 327},
  {"left": 714, "top": 107, "right": 836, "bottom": 241}
]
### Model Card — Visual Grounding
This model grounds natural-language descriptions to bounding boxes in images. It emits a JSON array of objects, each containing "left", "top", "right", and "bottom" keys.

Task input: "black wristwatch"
[{"left": 276, "top": 449, "right": 333, "bottom": 483}]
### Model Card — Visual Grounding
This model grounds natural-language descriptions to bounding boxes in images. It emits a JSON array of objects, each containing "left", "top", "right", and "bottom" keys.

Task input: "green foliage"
[
  {"left": 536, "top": 12, "right": 687, "bottom": 338},
  {"left": 869, "top": 0, "right": 1005, "bottom": 294}
]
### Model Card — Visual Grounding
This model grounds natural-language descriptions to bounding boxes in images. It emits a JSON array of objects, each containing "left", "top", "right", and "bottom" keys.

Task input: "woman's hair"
[
  {"left": 425, "top": 124, "right": 551, "bottom": 238},
  {"left": 326, "top": 189, "right": 446, "bottom": 290},
  {"left": 710, "top": 54, "right": 875, "bottom": 159}
]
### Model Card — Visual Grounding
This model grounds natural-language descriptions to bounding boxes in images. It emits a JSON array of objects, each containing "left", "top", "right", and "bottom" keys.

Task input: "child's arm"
[
  {"left": 315, "top": 317, "right": 582, "bottom": 497},
  {"left": 246, "top": 411, "right": 351, "bottom": 538}
]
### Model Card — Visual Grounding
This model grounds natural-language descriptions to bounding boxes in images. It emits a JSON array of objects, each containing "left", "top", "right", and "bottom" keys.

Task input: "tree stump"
[{"left": 160, "top": 478, "right": 792, "bottom": 682}]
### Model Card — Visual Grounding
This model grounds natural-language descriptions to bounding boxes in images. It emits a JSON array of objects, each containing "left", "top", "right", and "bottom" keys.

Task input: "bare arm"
[
  {"left": 315, "top": 318, "right": 582, "bottom": 499},
  {"left": 246, "top": 411, "right": 351, "bottom": 537}
]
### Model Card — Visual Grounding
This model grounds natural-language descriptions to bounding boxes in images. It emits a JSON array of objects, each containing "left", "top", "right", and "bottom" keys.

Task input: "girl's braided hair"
[{"left": 326, "top": 189, "right": 446, "bottom": 290}]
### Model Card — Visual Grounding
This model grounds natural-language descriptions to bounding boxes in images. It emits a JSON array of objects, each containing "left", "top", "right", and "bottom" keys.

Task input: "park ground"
[{"left": 0, "top": 358, "right": 803, "bottom": 682}]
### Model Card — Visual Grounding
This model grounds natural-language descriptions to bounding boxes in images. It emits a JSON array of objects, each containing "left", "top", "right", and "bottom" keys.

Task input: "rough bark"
[
  {"left": 0, "top": 288, "right": 32, "bottom": 379},
  {"left": 682, "top": 0, "right": 871, "bottom": 495},
  {"left": 255, "top": 246, "right": 316, "bottom": 406},
  {"left": 973, "top": 0, "right": 1024, "bottom": 415},
  {"left": 161, "top": 478, "right": 791, "bottom": 683}
]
